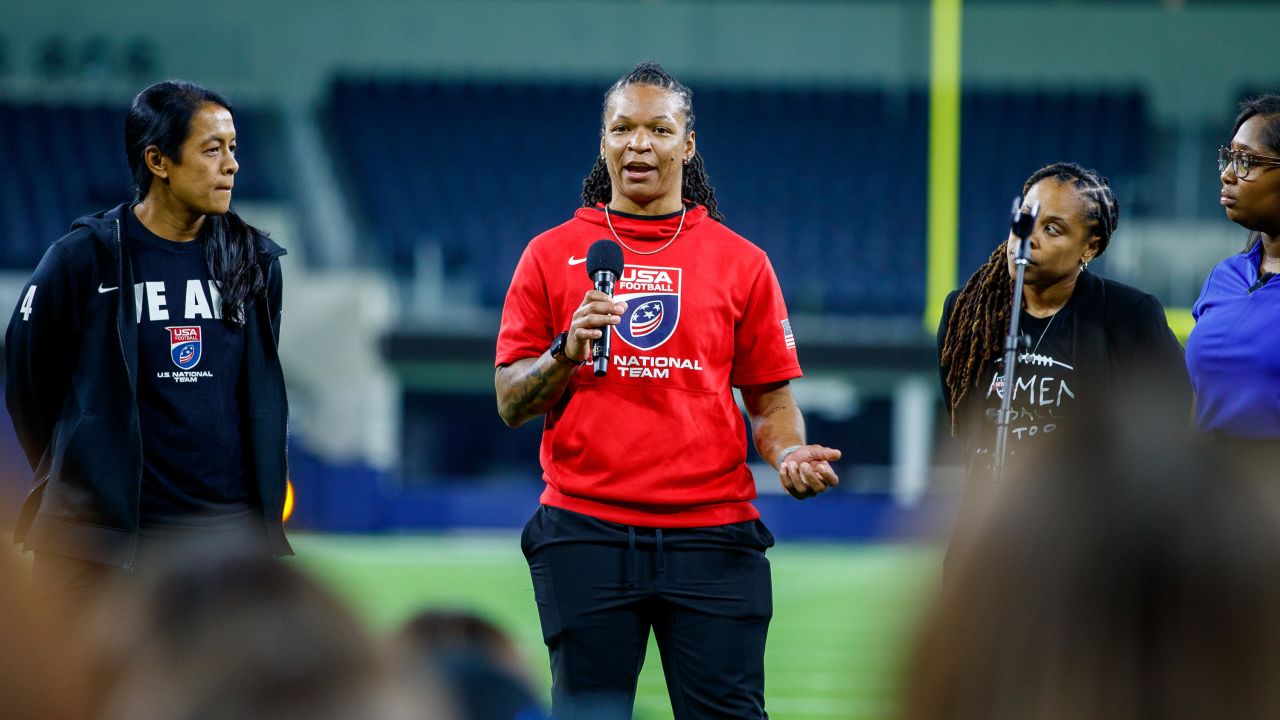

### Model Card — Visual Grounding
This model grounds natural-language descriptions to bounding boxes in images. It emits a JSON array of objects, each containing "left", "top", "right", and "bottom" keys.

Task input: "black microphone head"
[
  {"left": 1010, "top": 195, "right": 1039, "bottom": 240},
  {"left": 586, "top": 239, "right": 625, "bottom": 279}
]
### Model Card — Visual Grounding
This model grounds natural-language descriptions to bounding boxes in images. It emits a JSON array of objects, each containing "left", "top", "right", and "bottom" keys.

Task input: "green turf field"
[{"left": 292, "top": 533, "right": 941, "bottom": 720}]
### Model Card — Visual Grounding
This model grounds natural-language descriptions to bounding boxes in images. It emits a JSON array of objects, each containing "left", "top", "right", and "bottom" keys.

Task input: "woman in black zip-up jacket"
[{"left": 5, "top": 80, "right": 291, "bottom": 609}]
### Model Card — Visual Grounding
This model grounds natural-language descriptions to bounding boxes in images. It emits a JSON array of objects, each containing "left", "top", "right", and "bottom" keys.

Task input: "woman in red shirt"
[{"left": 495, "top": 62, "right": 840, "bottom": 719}]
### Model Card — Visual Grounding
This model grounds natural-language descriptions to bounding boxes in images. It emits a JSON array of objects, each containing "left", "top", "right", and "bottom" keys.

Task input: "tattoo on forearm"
[
  {"left": 499, "top": 357, "right": 572, "bottom": 423},
  {"left": 762, "top": 405, "right": 792, "bottom": 418},
  {"left": 509, "top": 362, "right": 558, "bottom": 410}
]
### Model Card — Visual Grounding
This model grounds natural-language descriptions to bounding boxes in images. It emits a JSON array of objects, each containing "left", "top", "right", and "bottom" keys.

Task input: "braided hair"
[
  {"left": 581, "top": 61, "right": 724, "bottom": 221},
  {"left": 940, "top": 162, "right": 1120, "bottom": 432},
  {"left": 1231, "top": 94, "right": 1280, "bottom": 252}
]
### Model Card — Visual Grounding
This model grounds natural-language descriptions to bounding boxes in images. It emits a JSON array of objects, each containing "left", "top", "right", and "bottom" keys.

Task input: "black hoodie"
[{"left": 5, "top": 204, "right": 292, "bottom": 566}]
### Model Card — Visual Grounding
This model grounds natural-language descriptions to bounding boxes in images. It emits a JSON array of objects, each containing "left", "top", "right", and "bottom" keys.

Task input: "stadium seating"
[
  {"left": 328, "top": 78, "right": 932, "bottom": 314},
  {"left": 327, "top": 78, "right": 1149, "bottom": 316},
  {"left": 957, "top": 89, "right": 1149, "bottom": 278},
  {"left": 0, "top": 84, "right": 1150, "bottom": 312},
  {"left": 0, "top": 100, "right": 281, "bottom": 271}
]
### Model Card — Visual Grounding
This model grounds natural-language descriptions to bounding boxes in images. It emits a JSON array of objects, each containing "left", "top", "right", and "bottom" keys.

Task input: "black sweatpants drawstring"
[
  {"left": 655, "top": 528, "right": 666, "bottom": 576},
  {"left": 626, "top": 526, "right": 638, "bottom": 588},
  {"left": 625, "top": 526, "right": 666, "bottom": 586}
]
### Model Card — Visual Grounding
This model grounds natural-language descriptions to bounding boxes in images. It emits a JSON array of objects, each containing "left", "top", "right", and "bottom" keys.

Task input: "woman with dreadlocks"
[
  {"left": 937, "top": 162, "right": 1189, "bottom": 560},
  {"left": 6, "top": 80, "right": 291, "bottom": 615},
  {"left": 496, "top": 62, "right": 840, "bottom": 719},
  {"left": 1187, "top": 95, "right": 1280, "bottom": 440}
]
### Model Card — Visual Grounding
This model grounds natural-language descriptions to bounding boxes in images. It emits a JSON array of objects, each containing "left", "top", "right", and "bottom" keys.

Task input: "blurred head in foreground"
[
  {"left": 395, "top": 609, "right": 547, "bottom": 720},
  {"left": 88, "top": 545, "right": 449, "bottom": 720},
  {"left": 900, "top": 401, "right": 1280, "bottom": 720},
  {"left": 0, "top": 546, "right": 88, "bottom": 720}
]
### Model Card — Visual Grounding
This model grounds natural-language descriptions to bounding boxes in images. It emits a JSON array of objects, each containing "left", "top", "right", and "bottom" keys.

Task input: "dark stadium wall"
[
  {"left": 1, "top": 1, "right": 1279, "bottom": 126},
  {"left": 285, "top": 436, "right": 942, "bottom": 541}
]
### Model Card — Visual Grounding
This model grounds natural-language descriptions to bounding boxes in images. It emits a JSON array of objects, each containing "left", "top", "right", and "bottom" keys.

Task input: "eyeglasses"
[{"left": 1218, "top": 146, "right": 1280, "bottom": 179}]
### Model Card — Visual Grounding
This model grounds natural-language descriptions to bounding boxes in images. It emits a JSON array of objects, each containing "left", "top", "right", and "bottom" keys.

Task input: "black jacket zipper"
[
  {"left": 261, "top": 257, "right": 291, "bottom": 526},
  {"left": 114, "top": 218, "right": 145, "bottom": 572}
]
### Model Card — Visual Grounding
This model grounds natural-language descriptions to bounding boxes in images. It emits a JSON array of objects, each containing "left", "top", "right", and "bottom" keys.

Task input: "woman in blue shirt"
[{"left": 1187, "top": 95, "right": 1280, "bottom": 438}]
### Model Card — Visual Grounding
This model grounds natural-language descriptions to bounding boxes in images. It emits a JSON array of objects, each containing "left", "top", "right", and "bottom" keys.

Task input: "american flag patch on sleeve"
[{"left": 781, "top": 319, "right": 796, "bottom": 350}]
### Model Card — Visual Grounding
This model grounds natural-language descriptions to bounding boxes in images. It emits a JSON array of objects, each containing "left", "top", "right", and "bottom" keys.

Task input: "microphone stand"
[{"left": 991, "top": 196, "right": 1039, "bottom": 484}]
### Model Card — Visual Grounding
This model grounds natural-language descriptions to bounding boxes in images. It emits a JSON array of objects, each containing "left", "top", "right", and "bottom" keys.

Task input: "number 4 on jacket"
[{"left": 19, "top": 285, "right": 35, "bottom": 321}]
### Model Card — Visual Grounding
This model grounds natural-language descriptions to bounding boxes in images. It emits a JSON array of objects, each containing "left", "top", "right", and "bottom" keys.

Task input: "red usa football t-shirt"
[{"left": 495, "top": 204, "right": 801, "bottom": 527}]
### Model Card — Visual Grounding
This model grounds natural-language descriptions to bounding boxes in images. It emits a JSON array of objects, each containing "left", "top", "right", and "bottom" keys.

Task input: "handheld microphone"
[{"left": 586, "top": 240, "right": 625, "bottom": 377}]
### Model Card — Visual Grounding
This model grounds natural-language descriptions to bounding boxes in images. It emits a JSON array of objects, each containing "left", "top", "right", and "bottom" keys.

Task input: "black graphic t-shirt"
[
  {"left": 982, "top": 298, "right": 1077, "bottom": 459},
  {"left": 126, "top": 208, "right": 257, "bottom": 526}
]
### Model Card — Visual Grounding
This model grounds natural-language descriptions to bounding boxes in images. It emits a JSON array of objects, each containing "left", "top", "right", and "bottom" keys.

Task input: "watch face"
[{"left": 551, "top": 332, "right": 569, "bottom": 359}]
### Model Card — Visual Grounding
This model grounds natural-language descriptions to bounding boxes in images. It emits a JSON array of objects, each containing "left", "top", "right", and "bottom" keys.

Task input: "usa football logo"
[
  {"left": 615, "top": 265, "right": 680, "bottom": 350},
  {"left": 168, "top": 326, "right": 202, "bottom": 370}
]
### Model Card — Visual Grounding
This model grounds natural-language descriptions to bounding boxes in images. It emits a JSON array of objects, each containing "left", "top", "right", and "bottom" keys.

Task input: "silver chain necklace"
[
  {"left": 1027, "top": 310, "right": 1058, "bottom": 355},
  {"left": 604, "top": 204, "right": 686, "bottom": 256}
]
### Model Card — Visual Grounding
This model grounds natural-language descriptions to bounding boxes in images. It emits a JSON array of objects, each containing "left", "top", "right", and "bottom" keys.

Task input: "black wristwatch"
[{"left": 549, "top": 331, "right": 581, "bottom": 366}]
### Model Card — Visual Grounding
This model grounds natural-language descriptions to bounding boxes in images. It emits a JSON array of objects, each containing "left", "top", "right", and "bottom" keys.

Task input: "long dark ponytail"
[
  {"left": 125, "top": 80, "right": 267, "bottom": 324},
  {"left": 940, "top": 162, "right": 1119, "bottom": 432},
  {"left": 581, "top": 61, "right": 724, "bottom": 221}
]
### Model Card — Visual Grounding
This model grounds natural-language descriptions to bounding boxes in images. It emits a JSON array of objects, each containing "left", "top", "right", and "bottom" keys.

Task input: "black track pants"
[{"left": 522, "top": 505, "right": 774, "bottom": 720}]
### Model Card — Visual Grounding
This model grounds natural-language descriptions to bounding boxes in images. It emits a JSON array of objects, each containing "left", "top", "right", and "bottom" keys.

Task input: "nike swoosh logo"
[
  {"left": 568, "top": 256, "right": 587, "bottom": 265},
  {"left": 98, "top": 284, "right": 119, "bottom": 294}
]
